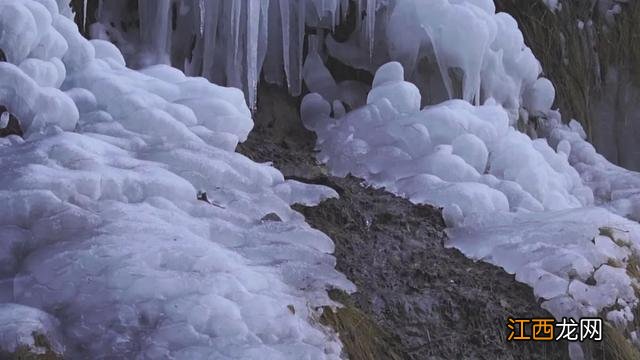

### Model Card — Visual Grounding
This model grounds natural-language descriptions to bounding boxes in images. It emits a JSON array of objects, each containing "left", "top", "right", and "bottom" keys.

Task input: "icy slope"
[
  {"left": 296, "top": 0, "right": 640, "bottom": 336},
  {"left": 0, "top": 0, "right": 352, "bottom": 358},
  {"left": 303, "top": 59, "right": 640, "bottom": 332}
]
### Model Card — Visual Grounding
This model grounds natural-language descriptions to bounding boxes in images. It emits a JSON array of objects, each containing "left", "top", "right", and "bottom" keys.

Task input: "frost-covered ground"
[{"left": 0, "top": 0, "right": 353, "bottom": 358}]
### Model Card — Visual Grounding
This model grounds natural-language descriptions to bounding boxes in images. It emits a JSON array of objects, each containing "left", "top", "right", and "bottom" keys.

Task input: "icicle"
[
  {"left": 202, "top": 0, "right": 221, "bottom": 80},
  {"left": 223, "top": 0, "right": 243, "bottom": 89},
  {"left": 231, "top": 0, "right": 241, "bottom": 64},
  {"left": 83, "top": 0, "right": 88, "bottom": 32},
  {"left": 365, "top": 0, "right": 375, "bottom": 58},
  {"left": 138, "top": 0, "right": 172, "bottom": 65},
  {"left": 199, "top": 0, "right": 205, "bottom": 36},
  {"left": 185, "top": 0, "right": 207, "bottom": 76},
  {"left": 277, "top": 0, "right": 307, "bottom": 95},
  {"left": 426, "top": 26, "right": 454, "bottom": 101},
  {"left": 246, "top": 0, "right": 261, "bottom": 110},
  {"left": 279, "top": 0, "right": 292, "bottom": 92},
  {"left": 257, "top": 0, "right": 270, "bottom": 78},
  {"left": 292, "top": 0, "right": 306, "bottom": 95}
]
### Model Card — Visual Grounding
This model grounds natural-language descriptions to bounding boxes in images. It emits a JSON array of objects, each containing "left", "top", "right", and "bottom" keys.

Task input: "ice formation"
[
  {"left": 542, "top": 0, "right": 560, "bottom": 11},
  {"left": 319, "top": 0, "right": 542, "bottom": 123},
  {"left": 90, "top": 0, "right": 542, "bottom": 119},
  {"left": 304, "top": 57, "right": 640, "bottom": 334},
  {"left": 301, "top": 0, "right": 640, "bottom": 334},
  {"left": 5, "top": 0, "right": 640, "bottom": 356},
  {"left": 543, "top": 117, "right": 640, "bottom": 223},
  {"left": 0, "top": 0, "right": 353, "bottom": 358},
  {"left": 91, "top": 0, "right": 356, "bottom": 109}
]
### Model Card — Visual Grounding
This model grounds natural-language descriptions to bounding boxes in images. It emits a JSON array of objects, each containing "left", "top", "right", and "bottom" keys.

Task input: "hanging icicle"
[
  {"left": 91, "top": 0, "right": 367, "bottom": 108},
  {"left": 83, "top": 0, "right": 88, "bottom": 32},
  {"left": 246, "top": 0, "right": 261, "bottom": 109},
  {"left": 365, "top": 0, "right": 375, "bottom": 58},
  {"left": 199, "top": 0, "right": 205, "bottom": 36},
  {"left": 138, "top": 0, "right": 172, "bottom": 66}
]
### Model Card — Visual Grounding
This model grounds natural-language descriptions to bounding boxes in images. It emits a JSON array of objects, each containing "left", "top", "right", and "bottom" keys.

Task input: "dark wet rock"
[
  {"left": 260, "top": 212, "right": 283, "bottom": 222},
  {"left": 238, "top": 83, "right": 570, "bottom": 359},
  {"left": 196, "top": 190, "right": 210, "bottom": 203},
  {"left": 0, "top": 106, "right": 23, "bottom": 138},
  {"left": 196, "top": 191, "right": 224, "bottom": 208}
]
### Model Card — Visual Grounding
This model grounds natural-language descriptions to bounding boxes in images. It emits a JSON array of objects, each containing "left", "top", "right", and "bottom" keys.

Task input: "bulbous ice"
[{"left": 0, "top": 1, "right": 352, "bottom": 358}]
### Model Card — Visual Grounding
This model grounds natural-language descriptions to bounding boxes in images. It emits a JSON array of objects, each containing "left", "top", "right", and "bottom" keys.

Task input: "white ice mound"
[
  {"left": 303, "top": 61, "right": 640, "bottom": 326},
  {"left": 304, "top": 62, "right": 592, "bottom": 221},
  {"left": 0, "top": 1, "right": 352, "bottom": 358}
]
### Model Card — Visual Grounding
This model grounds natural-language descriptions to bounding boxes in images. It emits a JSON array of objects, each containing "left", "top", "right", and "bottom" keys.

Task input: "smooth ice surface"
[
  {"left": 0, "top": 1, "right": 352, "bottom": 358},
  {"left": 303, "top": 59, "right": 640, "bottom": 329}
]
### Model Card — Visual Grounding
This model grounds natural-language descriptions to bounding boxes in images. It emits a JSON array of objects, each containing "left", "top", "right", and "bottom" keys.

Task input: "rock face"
[
  {"left": 239, "top": 83, "right": 569, "bottom": 359},
  {"left": 0, "top": 51, "right": 22, "bottom": 138},
  {"left": 496, "top": 0, "right": 640, "bottom": 170},
  {"left": 0, "top": 107, "right": 23, "bottom": 138}
]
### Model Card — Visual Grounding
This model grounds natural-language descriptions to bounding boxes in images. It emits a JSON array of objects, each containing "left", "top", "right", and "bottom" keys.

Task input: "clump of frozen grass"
[{"left": 319, "top": 290, "right": 405, "bottom": 360}]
